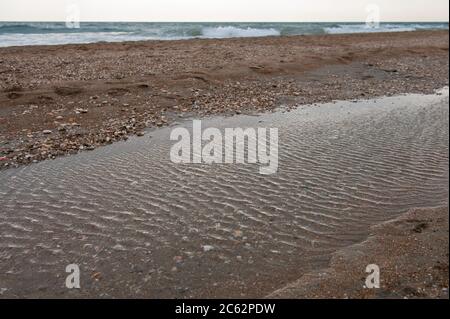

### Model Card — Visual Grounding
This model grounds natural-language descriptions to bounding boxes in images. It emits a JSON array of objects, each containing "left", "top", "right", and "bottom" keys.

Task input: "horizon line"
[{"left": 0, "top": 20, "right": 449, "bottom": 23}]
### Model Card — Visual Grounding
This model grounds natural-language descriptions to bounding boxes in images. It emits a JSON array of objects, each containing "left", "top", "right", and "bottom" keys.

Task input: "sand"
[
  {"left": 0, "top": 30, "right": 448, "bottom": 168},
  {"left": 268, "top": 207, "right": 449, "bottom": 299},
  {"left": 0, "top": 86, "right": 448, "bottom": 299},
  {"left": 0, "top": 30, "right": 448, "bottom": 299}
]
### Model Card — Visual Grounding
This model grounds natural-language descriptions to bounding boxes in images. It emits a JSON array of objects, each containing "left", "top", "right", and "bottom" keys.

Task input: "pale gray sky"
[{"left": 0, "top": 0, "right": 448, "bottom": 22}]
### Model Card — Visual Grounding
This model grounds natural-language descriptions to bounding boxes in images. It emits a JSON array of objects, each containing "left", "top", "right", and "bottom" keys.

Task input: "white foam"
[
  {"left": 325, "top": 24, "right": 419, "bottom": 34},
  {"left": 0, "top": 32, "right": 152, "bottom": 47},
  {"left": 0, "top": 23, "right": 446, "bottom": 47},
  {"left": 201, "top": 26, "right": 280, "bottom": 38}
]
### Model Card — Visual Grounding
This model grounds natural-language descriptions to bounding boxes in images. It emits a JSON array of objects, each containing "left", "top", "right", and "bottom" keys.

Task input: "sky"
[{"left": 0, "top": 0, "right": 448, "bottom": 22}]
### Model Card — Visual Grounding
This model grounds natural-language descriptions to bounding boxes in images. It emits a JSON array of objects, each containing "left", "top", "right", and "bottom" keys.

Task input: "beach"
[
  {"left": 0, "top": 30, "right": 449, "bottom": 299},
  {"left": 0, "top": 30, "right": 448, "bottom": 168},
  {"left": 0, "top": 84, "right": 448, "bottom": 298}
]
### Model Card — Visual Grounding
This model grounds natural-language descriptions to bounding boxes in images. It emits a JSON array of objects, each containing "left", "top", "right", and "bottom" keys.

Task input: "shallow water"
[{"left": 0, "top": 89, "right": 448, "bottom": 298}]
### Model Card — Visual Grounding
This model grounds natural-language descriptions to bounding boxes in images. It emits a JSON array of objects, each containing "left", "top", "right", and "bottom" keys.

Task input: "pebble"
[
  {"left": 233, "top": 230, "right": 243, "bottom": 238},
  {"left": 202, "top": 245, "right": 215, "bottom": 252},
  {"left": 75, "top": 108, "right": 88, "bottom": 114},
  {"left": 91, "top": 272, "right": 102, "bottom": 281}
]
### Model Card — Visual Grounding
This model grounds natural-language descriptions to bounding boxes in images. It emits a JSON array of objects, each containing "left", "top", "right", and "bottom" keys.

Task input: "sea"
[{"left": 0, "top": 22, "right": 448, "bottom": 47}]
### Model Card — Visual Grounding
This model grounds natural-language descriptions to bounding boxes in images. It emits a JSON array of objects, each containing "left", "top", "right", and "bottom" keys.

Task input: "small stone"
[
  {"left": 42, "top": 130, "right": 52, "bottom": 134},
  {"left": 173, "top": 256, "right": 183, "bottom": 263},
  {"left": 91, "top": 272, "right": 102, "bottom": 281},
  {"left": 202, "top": 245, "right": 214, "bottom": 252},
  {"left": 233, "top": 230, "right": 243, "bottom": 238},
  {"left": 75, "top": 108, "right": 88, "bottom": 114}
]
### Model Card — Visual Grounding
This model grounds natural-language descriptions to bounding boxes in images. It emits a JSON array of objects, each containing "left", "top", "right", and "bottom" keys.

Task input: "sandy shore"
[
  {"left": 0, "top": 30, "right": 448, "bottom": 168},
  {"left": 268, "top": 207, "right": 449, "bottom": 299}
]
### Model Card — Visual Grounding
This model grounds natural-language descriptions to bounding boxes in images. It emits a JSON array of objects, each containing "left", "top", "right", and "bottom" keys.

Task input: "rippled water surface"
[{"left": 0, "top": 89, "right": 448, "bottom": 298}]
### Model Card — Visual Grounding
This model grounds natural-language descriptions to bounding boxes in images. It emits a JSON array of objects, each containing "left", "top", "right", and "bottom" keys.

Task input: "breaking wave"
[{"left": 0, "top": 22, "right": 447, "bottom": 47}]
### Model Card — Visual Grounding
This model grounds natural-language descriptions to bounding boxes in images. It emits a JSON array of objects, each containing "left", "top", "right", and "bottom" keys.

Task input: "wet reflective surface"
[{"left": 0, "top": 89, "right": 448, "bottom": 298}]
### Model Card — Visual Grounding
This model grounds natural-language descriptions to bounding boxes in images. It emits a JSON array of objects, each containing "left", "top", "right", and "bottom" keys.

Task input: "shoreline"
[
  {"left": 268, "top": 206, "right": 449, "bottom": 299},
  {"left": 1, "top": 30, "right": 449, "bottom": 169}
]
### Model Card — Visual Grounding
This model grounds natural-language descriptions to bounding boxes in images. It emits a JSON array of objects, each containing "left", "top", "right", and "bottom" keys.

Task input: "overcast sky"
[{"left": 0, "top": 0, "right": 448, "bottom": 22}]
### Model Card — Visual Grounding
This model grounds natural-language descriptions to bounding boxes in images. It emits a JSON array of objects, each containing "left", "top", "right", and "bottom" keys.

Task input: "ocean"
[{"left": 0, "top": 22, "right": 448, "bottom": 47}]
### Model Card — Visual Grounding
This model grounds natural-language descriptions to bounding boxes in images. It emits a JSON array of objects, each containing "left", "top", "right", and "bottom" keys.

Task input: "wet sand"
[
  {"left": 0, "top": 89, "right": 448, "bottom": 298},
  {"left": 0, "top": 30, "right": 448, "bottom": 168},
  {"left": 269, "top": 207, "right": 449, "bottom": 299}
]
